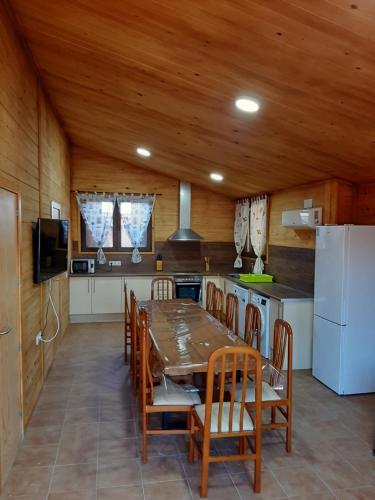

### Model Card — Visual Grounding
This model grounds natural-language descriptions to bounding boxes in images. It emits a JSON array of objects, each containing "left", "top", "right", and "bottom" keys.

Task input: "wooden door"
[{"left": 0, "top": 187, "right": 22, "bottom": 489}]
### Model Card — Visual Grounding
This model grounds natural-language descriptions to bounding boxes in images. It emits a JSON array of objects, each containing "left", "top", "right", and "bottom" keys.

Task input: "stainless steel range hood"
[{"left": 168, "top": 181, "right": 203, "bottom": 241}]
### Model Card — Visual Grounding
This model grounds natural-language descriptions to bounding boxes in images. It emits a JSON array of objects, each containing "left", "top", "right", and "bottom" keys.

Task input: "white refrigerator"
[{"left": 313, "top": 225, "right": 375, "bottom": 395}]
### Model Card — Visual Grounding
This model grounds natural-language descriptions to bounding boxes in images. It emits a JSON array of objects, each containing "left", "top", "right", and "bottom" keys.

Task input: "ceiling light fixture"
[
  {"left": 235, "top": 97, "right": 260, "bottom": 113},
  {"left": 210, "top": 172, "right": 224, "bottom": 182},
  {"left": 136, "top": 147, "right": 151, "bottom": 157}
]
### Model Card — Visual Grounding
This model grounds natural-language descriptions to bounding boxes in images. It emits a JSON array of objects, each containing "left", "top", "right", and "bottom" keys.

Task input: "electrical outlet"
[
  {"left": 35, "top": 332, "right": 42, "bottom": 345},
  {"left": 109, "top": 261, "right": 122, "bottom": 267}
]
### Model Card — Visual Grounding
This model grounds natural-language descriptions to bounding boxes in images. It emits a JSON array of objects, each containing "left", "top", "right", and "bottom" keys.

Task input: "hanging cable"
[{"left": 40, "top": 279, "right": 60, "bottom": 344}]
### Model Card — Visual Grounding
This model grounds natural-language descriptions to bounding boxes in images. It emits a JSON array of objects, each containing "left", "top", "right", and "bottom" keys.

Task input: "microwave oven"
[{"left": 70, "top": 259, "right": 95, "bottom": 274}]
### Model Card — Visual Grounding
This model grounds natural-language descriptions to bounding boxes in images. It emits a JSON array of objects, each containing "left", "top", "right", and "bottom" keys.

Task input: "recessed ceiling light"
[
  {"left": 136, "top": 147, "right": 151, "bottom": 157},
  {"left": 235, "top": 97, "right": 260, "bottom": 113},
  {"left": 210, "top": 172, "right": 224, "bottom": 182}
]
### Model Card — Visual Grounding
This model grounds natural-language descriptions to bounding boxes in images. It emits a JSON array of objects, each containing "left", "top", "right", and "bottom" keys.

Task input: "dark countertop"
[
  {"left": 224, "top": 276, "right": 313, "bottom": 303},
  {"left": 70, "top": 271, "right": 313, "bottom": 302},
  {"left": 69, "top": 271, "right": 221, "bottom": 277}
]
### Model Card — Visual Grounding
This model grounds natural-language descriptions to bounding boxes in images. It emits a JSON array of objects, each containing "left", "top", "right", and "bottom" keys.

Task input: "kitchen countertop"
[
  {"left": 70, "top": 271, "right": 313, "bottom": 302},
  {"left": 225, "top": 276, "right": 313, "bottom": 303},
  {"left": 69, "top": 271, "right": 221, "bottom": 277}
]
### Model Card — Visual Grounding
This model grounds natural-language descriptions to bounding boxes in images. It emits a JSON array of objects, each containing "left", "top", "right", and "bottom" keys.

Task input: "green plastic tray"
[{"left": 239, "top": 273, "right": 273, "bottom": 283}]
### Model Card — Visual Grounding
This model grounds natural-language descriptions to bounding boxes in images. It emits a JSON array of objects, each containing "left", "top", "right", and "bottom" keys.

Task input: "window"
[{"left": 81, "top": 202, "right": 152, "bottom": 252}]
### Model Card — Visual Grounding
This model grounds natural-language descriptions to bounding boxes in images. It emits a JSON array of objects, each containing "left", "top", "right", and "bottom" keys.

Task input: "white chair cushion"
[
  {"left": 153, "top": 378, "right": 201, "bottom": 406},
  {"left": 195, "top": 402, "right": 254, "bottom": 433},
  {"left": 229, "top": 380, "right": 281, "bottom": 403}
]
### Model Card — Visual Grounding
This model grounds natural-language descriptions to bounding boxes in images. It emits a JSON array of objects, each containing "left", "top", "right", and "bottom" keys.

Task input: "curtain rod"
[{"left": 72, "top": 190, "right": 162, "bottom": 196}]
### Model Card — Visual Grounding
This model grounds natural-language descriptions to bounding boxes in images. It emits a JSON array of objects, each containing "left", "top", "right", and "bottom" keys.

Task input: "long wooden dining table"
[{"left": 138, "top": 299, "right": 250, "bottom": 376}]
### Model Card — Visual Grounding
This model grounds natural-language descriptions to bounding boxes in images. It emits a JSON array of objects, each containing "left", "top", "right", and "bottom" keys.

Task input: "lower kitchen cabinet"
[
  {"left": 123, "top": 277, "right": 153, "bottom": 301},
  {"left": 69, "top": 276, "right": 123, "bottom": 320},
  {"left": 69, "top": 277, "right": 92, "bottom": 315},
  {"left": 91, "top": 277, "right": 123, "bottom": 314},
  {"left": 270, "top": 298, "right": 314, "bottom": 370}
]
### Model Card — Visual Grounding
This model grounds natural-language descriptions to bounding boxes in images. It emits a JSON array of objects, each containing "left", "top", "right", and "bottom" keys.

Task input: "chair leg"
[
  {"left": 286, "top": 408, "right": 292, "bottom": 453},
  {"left": 188, "top": 413, "right": 195, "bottom": 463},
  {"left": 200, "top": 434, "right": 210, "bottom": 498},
  {"left": 254, "top": 452, "right": 261, "bottom": 493},
  {"left": 142, "top": 413, "right": 148, "bottom": 464}
]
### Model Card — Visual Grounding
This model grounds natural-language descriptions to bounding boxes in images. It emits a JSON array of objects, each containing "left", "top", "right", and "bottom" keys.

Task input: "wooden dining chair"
[
  {"left": 138, "top": 307, "right": 201, "bottom": 463},
  {"left": 189, "top": 345, "right": 263, "bottom": 497},
  {"left": 233, "top": 319, "right": 293, "bottom": 452},
  {"left": 225, "top": 293, "right": 239, "bottom": 336},
  {"left": 151, "top": 277, "right": 176, "bottom": 300},
  {"left": 205, "top": 281, "right": 216, "bottom": 314},
  {"left": 124, "top": 282, "right": 131, "bottom": 363},
  {"left": 130, "top": 290, "right": 140, "bottom": 394},
  {"left": 212, "top": 287, "right": 224, "bottom": 322},
  {"left": 244, "top": 303, "right": 261, "bottom": 352}
]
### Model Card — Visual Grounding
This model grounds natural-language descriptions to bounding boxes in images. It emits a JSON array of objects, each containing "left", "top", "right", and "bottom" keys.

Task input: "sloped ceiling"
[{"left": 9, "top": 0, "right": 375, "bottom": 197}]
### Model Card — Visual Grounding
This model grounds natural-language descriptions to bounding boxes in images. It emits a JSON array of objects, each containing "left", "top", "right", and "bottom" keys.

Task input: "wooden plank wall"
[
  {"left": 269, "top": 179, "right": 356, "bottom": 249},
  {"left": 0, "top": 3, "right": 70, "bottom": 426},
  {"left": 356, "top": 183, "right": 375, "bottom": 224},
  {"left": 71, "top": 147, "right": 234, "bottom": 244}
]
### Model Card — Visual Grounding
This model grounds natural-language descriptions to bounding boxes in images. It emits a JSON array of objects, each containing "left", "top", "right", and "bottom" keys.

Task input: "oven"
[{"left": 175, "top": 275, "right": 202, "bottom": 303}]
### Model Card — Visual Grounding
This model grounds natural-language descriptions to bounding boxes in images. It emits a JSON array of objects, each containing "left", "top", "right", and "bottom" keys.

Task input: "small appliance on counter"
[
  {"left": 155, "top": 254, "right": 163, "bottom": 272},
  {"left": 70, "top": 258, "right": 95, "bottom": 274}
]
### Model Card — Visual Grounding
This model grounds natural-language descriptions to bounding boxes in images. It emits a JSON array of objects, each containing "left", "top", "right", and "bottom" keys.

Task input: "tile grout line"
[
  {"left": 95, "top": 403, "right": 101, "bottom": 500},
  {"left": 267, "top": 466, "right": 290, "bottom": 498},
  {"left": 45, "top": 376, "right": 74, "bottom": 499}
]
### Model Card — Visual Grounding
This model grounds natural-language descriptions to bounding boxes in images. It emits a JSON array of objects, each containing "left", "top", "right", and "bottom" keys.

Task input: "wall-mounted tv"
[{"left": 33, "top": 218, "right": 69, "bottom": 284}]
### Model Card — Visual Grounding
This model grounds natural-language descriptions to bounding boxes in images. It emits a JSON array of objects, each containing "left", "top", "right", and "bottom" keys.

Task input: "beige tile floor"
[{"left": 1, "top": 322, "right": 374, "bottom": 499}]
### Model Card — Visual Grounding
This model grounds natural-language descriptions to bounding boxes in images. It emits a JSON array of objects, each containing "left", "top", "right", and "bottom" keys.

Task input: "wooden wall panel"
[
  {"left": 269, "top": 179, "right": 356, "bottom": 249},
  {"left": 71, "top": 147, "right": 234, "bottom": 244},
  {"left": 0, "top": 3, "right": 70, "bottom": 426},
  {"left": 356, "top": 183, "right": 375, "bottom": 224}
]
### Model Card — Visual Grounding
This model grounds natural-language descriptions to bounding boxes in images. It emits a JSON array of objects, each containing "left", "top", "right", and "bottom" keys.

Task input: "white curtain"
[
  {"left": 250, "top": 196, "right": 268, "bottom": 274},
  {"left": 76, "top": 192, "right": 115, "bottom": 264},
  {"left": 117, "top": 194, "right": 155, "bottom": 263},
  {"left": 234, "top": 199, "right": 250, "bottom": 268}
]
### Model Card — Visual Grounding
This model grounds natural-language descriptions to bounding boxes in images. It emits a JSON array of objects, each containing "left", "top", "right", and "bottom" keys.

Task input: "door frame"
[{"left": 0, "top": 177, "right": 24, "bottom": 435}]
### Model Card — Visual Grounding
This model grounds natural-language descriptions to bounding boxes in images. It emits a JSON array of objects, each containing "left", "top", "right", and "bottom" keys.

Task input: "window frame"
[{"left": 80, "top": 201, "right": 153, "bottom": 253}]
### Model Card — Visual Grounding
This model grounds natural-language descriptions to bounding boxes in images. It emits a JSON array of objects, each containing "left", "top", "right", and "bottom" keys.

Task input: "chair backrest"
[
  {"left": 151, "top": 277, "right": 176, "bottom": 300},
  {"left": 225, "top": 293, "right": 239, "bottom": 336},
  {"left": 130, "top": 290, "right": 140, "bottom": 379},
  {"left": 272, "top": 319, "right": 293, "bottom": 399},
  {"left": 124, "top": 281, "right": 130, "bottom": 321},
  {"left": 205, "top": 345, "right": 262, "bottom": 434},
  {"left": 206, "top": 281, "right": 216, "bottom": 313},
  {"left": 139, "top": 307, "right": 155, "bottom": 410},
  {"left": 212, "top": 287, "right": 224, "bottom": 322},
  {"left": 244, "top": 303, "right": 261, "bottom": 351}
]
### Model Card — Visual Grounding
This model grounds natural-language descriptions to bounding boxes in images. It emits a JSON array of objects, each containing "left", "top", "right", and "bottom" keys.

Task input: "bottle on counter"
[
  {"left": 155, "top": 254, "right": 163, "bottom": 272},
  {"left": 204, "top": 256, "right": 211, "bottom": 273}
]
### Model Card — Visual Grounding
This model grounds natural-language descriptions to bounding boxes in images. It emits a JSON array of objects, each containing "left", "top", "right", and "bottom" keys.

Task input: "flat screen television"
[{"left": 33, "top": 218, "right": 69, "bottom": 284}]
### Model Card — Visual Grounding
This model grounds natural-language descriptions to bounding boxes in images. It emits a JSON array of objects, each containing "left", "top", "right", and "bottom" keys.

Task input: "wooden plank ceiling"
[{"left": 9, "top": 0, "right": 375, "bottom": 197}]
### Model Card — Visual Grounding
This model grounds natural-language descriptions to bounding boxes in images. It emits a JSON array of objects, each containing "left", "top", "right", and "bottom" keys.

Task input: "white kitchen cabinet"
[
  {"left": 69, "top": 277, "right": 92, "bottom": 315},
  {"left": 223, "top": 278, "right": 237, "bottom": 296},
  {"left": 91, "top": 277, "right": 123, "bottom": 314},
  {"left": 123, "top": 277, "right": 153, "bottom": 302},
  {"left": 269, "top": 298, "right": 313, "bottom": 370},
  {"left": 202, "top": 276, "right": 222, "bottom": 308}
]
